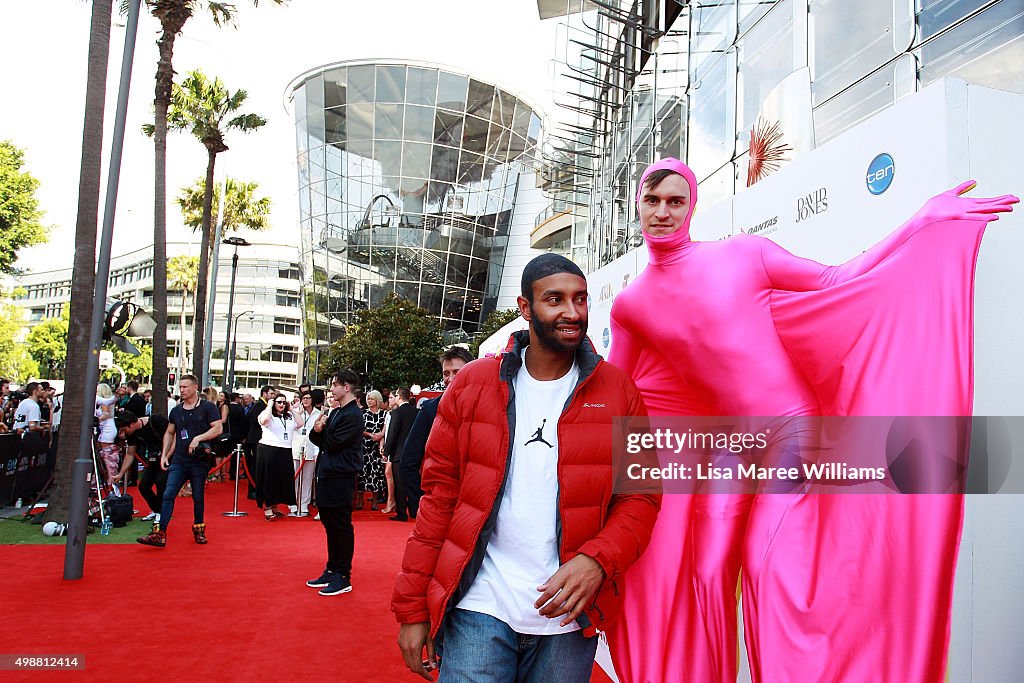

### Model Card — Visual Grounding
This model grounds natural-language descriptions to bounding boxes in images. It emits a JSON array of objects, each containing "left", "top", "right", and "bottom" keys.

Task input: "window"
[
  {"left": 276, "top": 289, "right": 300, "bottom": 307},
  {"left": 261, "top": 345, "right": 300, "bottom": 364},
  {"left": 274, "top": 317, "right": 301, "bottom": 335},
  {"left": 278, "top": 265, "right": 301, "bottom": 280}
]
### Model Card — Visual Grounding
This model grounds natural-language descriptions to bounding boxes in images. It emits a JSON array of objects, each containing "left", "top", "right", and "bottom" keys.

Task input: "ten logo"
[{"left": 866, "top": 153, "right": 895, "bottom": 195}]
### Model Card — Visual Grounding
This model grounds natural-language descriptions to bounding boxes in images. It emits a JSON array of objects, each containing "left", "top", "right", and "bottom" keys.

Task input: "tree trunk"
[
  {"left": 149, "top": 2, "right": 191, "bottom": 416},
  {"left": 47, "top": 0, "right": 112, "bottom": 524},
  {"left": 191, "top": 148, "right": 217, "bottom": 384}
]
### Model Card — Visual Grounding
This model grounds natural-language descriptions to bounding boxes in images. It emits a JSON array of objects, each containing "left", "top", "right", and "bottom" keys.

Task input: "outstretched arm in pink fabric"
[{"left": 760, "top": 181, "right": 1018, "bottom": 292}]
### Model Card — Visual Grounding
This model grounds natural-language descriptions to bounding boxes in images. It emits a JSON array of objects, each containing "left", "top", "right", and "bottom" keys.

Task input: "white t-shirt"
[
  {"left": 291, "top": 408, "right": 321, "bottom": 460},
  {"left": 13, "top": 397, "right": 41, "bottom": 433},
  {"left": 259, "top": 406, "right": 300, "bottom": 448},
  {"left": 458, "top": 348, "right": 580, "bottom": 635}
]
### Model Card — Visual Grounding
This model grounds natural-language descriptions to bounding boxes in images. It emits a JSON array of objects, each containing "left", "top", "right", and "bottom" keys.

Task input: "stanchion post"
[{"left": 222, "top": 444, "right": 248, "bottom": 517}]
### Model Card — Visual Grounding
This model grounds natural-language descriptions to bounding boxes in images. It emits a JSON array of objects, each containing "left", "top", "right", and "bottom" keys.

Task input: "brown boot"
[
  {"left": 192, "top": 523, "right": 208, "bottom": 545},
  {"left": 137, "top": 524, "right": 166, "bottom": 547}
]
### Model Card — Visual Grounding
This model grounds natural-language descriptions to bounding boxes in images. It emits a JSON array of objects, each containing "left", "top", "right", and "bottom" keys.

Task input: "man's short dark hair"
[
  {"left": 441, "top": 346, "right": 474, "bottom": 365},
  {"left": 642, "top": 168, "right": 683, "bottom": 192},
  {"left": 260, "top": 385, "right": 276, "bottom": 397},
  {"left": 0, "top": 378, "right": 8, "bottom": 388},
  {"left": 298, "top": 383, "right": 311, "bottom": 395},
  {"left": 127, "top": 380, "right": 139, "bottom": 391},
  {"left": 25, "top": 382, "right": 40, "bottom": 395},
  {"left": 310, "top": 388, "right": 325, "bottom": 407},
  {"left": 521, "top": 253, "right": 586, "bottom": 302},
  {"left": 396, "top": 387, "right": 412, "bottom": 401},
  {"left": 180, "top": 374, "right": 199, "bottom": 385},
  {"left": 331, "top": 369, "right": 360, "bottom": 389},
  {"left": 115, "top": 410, "right": 139, "bottom": 430},
  {"left": 40, "top": 381, "right": 51, "bottom": 391}
]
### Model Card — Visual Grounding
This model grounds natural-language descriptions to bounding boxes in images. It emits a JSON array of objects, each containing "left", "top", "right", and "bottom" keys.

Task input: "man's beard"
[{"left": 530, "top": 307, "right": 587, "bottom": 353}]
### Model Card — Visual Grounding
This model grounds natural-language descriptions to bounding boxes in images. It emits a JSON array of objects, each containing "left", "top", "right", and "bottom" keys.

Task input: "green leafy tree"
[
  {"left": 329, "top": 295, "right": 444, "bottom": 390},
  {"left": 167, "top": 254, "right": 199, "bottom": 373},
  {"left": 469, "top": 307, "right": 521, "bottom": 357},
  {"left": 177, "top": 176, "right": 271, "bottom": 235},
  {"left": 138, "top": 0, "right": 287, "bottom": 423},
  {"left": 0, "top": 140, "right": 48, "bottom": 274},
  {"left": 145, "top": 69, "right": 267, "bottom": 379},
  {"left": 102, "top": 341, "right": 154, "bottom": 383},
  {"left": 26, "top": 305, "right": 69, "bottom": 378},
  {"left": 0, "top": 287, "right": 39, "bottom": 382}
]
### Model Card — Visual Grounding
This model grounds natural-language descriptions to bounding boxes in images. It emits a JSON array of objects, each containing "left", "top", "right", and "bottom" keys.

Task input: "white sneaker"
[
  {"left": 314, "top": 513, "right": 321, "bottom": 520},
  {"left": 155, "top": 513, "right": 160, "bottom": 524},
  {"left": 141, "top": 512, "right": 157, "bottom": 521},
  {"left": 288, "top": 505, "right": 298, "bottom": 514}
]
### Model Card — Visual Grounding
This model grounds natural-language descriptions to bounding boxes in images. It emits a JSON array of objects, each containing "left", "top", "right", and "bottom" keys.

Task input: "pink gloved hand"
[{"left": 918, "top": 180, "right": 1019, "bottom": 224}]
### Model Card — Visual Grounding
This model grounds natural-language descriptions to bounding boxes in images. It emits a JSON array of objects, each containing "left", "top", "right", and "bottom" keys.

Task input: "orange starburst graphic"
[{"left": 747, "top": 118, "right": 792, "bottom": 187}]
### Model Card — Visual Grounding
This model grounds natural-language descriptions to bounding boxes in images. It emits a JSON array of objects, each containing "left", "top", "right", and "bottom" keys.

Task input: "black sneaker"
[
  {"left": 306, "top": 570, "right": 334, "bottom": 588},
  {"left": 318, "top": 574, "right": 353, "bottom": 596}
]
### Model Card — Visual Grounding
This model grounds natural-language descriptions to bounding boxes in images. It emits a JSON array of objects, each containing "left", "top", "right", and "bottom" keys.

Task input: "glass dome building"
[{"left": 287, "top": 60, "right": 544, "bottom": 377}]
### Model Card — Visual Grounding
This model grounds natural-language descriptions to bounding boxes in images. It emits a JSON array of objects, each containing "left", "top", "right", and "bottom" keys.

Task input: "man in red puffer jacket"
[{"left": 394, "top": 254, "right": 660, "bottom": 682}]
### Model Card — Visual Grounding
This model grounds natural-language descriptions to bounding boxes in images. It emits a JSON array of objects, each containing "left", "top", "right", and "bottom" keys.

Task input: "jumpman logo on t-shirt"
[{"left": 525, "top": 419, "right": 553, "bottom": 448}]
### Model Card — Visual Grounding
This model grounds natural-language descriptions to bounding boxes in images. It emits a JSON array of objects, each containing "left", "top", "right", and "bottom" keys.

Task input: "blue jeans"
[
  {"left": 159, "top": 459, "right": 209, "bottom": 531},
  {"left": 437, "top": 609, "right": 598, "bottom": 683}
]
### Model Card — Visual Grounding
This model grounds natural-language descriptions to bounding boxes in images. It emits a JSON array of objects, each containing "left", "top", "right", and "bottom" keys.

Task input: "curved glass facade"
[{"left": 289, "top": 60, "right": 543, "bottom": 376}]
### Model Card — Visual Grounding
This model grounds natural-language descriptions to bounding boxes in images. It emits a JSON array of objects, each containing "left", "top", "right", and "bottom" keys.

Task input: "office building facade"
[
  {"left": 537, "top": 0, "right": 1024, "bottom": 271},
  {"left": 14, "top": 241, "right": 303, "bottom": 391}
]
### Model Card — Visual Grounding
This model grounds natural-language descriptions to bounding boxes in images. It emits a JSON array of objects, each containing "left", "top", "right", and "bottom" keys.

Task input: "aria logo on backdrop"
[
  {"left": 796, "top": 188, "right": 828, "bottom": 223},
  {"left": 866, "top": 153, "right": 895, "bottom": 195},
  {"left": 602, "top": 328, "right": 610, "bottom": 349}
]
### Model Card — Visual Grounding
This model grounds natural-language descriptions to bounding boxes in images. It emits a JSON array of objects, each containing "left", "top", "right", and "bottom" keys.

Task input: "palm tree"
[
  {"left": 47, "top": 0, "right": 113, "bottom": 525},
  {"left": 166, "top": 254, "right": 199, "bottom": 374},
  {"left": 139, "top": 0, "right": 286, "bottom": 417},
  {"left": 177, "top": 176, "right": 272, "bottom": 236},
  {"left": 147, "top": 69, "right": 266, "bottom": 382}
]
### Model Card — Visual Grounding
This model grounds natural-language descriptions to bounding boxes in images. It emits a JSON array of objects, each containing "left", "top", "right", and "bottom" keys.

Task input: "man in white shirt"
[{"left": 12, "top": 382, "right": 46, "bottom": 437}]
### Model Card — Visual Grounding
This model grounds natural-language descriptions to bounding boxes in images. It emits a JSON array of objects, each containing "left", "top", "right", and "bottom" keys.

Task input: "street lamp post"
[
  {"left": 221, "top": 236, "right": 250, "bottom": 388},
  {"left": 227, "top": 310, "right": 254, "bottom": 392}
]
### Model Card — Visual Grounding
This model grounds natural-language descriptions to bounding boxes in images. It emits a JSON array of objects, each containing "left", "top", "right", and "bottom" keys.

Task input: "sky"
[{"left": 0, "top": 0, "right": 564, "bottom": 275}]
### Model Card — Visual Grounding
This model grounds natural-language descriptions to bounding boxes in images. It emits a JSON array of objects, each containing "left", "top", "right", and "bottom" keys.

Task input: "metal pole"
[
  {"left": 65, "top": 0, "right": 141, "bottom": 580},
  {"left": 202, "top": 180, "right": 226, "bottom": 386},
  {"left": 222, "top": 249, "right": 239, "bottom": 389},
  {"left": 222, "top": 444, "right": 248, "bottom": 517}
]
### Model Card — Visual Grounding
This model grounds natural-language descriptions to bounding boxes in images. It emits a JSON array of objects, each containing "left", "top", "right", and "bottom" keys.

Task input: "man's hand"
[
  {"left": 921, "top": 180, "right": 1018, "bottom": 225},
  {"left": 313, "top": 414, "right": 328, "bottom": 433},
  {"left": 397, "top": 622, "right": 437, "bottom": 680},
  {"left": 160, "top": 454, "right": 170, "bottom": 471},
  {"left": 535, "top": 553, "right": 606, "bottom": 627}
]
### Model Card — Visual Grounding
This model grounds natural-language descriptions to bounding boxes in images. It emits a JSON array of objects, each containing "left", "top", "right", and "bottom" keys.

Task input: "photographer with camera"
[{"left": 137, "top": 374, "right": 222, "bottom": 548}]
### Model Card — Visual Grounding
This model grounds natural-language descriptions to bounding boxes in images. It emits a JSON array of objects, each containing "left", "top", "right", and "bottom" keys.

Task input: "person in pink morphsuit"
[{"left": 604, "top": 157, "right": 1018, "bottom": 683}]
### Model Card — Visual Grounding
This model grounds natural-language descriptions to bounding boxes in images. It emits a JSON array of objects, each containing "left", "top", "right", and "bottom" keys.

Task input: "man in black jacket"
[
  {"left": 306, "top": 369, "right": 364, "bottom": 596},
  {"left": 400, "top": 347, "right": 473, "bottom": 520},
  {"left": 384, "top": 387, "right": 417, "bottom": 521},
  {"left": 244, "top": 385, "right": 275, "bottom": 500}
]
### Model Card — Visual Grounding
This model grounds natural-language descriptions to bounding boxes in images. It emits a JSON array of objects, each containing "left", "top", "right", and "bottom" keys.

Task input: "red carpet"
[{"left": 0, "top": 482, "right": 617, "bottom": 682}]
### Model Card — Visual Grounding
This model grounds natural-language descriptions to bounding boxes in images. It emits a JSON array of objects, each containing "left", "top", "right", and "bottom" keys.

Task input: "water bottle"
[
  {"left": 15, "top": 498, "right": 22, "bottom": 509},
  {"left": 101, "top": 518, "right": 112, "bottom": 535}
]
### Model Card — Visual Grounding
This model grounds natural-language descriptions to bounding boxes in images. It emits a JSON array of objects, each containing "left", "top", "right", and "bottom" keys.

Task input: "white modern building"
[{"left": 14, "top": 240, "right": 304, "bottom": 391}]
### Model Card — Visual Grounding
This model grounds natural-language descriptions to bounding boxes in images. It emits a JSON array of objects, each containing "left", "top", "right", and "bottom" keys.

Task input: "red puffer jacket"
[{"left": 392, "top": 330, "right": 661, "bottom": 637}]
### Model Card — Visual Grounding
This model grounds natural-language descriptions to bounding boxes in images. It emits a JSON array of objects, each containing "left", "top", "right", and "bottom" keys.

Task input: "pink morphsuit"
[{"left": 605, "top": 157, "right": 1017, "bottom": 682}]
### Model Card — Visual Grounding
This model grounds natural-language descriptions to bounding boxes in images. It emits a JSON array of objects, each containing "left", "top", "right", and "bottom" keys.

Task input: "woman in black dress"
[
  {"left": 256, "top": 395, "right": 303, "bottom": 520},
  {"left": 360, "top": 390, "right": 387, "bottom": 510}
]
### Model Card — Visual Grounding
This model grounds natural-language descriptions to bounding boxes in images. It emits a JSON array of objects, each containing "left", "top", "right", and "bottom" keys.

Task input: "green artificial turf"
[{"left": 0, "top": 516, "right": 155, "bottom": 545}]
